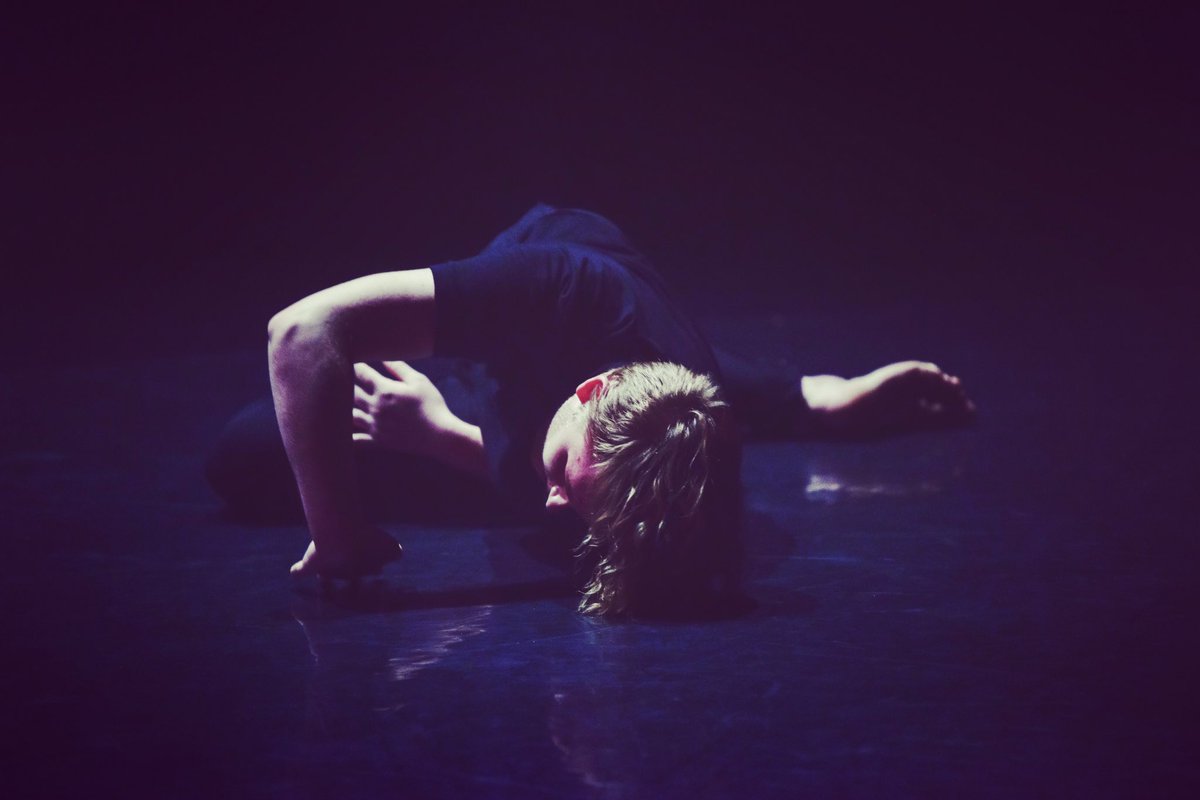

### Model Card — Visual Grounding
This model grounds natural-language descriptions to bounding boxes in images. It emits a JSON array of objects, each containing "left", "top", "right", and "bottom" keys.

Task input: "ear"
[
  {"left": 575, "top": 373, "right": 610, "bottom": 404},
  {"left": 545, "top": 484, "right": 571, "bottom": 510}
]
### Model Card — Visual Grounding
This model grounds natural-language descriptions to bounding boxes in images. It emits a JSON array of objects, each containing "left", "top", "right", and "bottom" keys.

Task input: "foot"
[{"left": 803, "top": 361, "right": 975, "bottom": 438}]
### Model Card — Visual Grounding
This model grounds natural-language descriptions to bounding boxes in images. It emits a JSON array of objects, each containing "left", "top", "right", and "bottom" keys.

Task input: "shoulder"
[
  {"left": 432, "top": 243, "right": 637, "bottom": 306},
  {"left": 430, "top": 245, "right": 586, "bottom": 359}
]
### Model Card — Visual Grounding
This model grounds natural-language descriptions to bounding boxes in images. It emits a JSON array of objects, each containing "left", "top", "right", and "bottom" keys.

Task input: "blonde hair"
[{"left": 577, "top": 362, "right": 743, "bottom": 616}]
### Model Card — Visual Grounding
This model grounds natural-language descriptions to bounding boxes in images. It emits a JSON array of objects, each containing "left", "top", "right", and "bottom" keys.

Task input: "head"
[{"left": 541, "top": 361, "right": 744, "bottom": 617}]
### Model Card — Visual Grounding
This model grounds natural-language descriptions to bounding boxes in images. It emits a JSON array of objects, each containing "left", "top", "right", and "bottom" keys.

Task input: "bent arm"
[{"left": 268, "top": 269, "right": 436, "bottom": 569}]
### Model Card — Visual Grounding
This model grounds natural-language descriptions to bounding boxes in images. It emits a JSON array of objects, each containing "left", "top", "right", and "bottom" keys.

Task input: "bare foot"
[{"left": 803, "top": 361, "right": 975, "bottom": 438}]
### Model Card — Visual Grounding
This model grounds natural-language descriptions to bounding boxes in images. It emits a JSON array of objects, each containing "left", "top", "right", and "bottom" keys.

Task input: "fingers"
[
  {"left": 921, "top": 374, "right": 976, "bottom": 424},
  {"left": 382, "top": 360, "right": 417, "bottom": 381},
  {"left": 354, "top": 362, "right": 386, "bottom": 392},
  {"left": 352, "top": 407, "right": 372, "bottom": 432},
  {"left": 917, "top": 398, "right": 945, "bottom": 416},
  {"left": 939, "top": 373, "right": 973, "bottom": 415},
  {"left": 352, "top": 432, "right": 375, "bottom": 445},
  {"left": 290, "top": 536, "right": 404, "bottom": 580},
  {"left": 926, "top": 380, "right": 972, "bottom": 421},
  {"left": 290, "top": 541, "right": 319, "bottom": 577},
  {"left": 354, "top": 384, "right": 372, "bottom": 411}
]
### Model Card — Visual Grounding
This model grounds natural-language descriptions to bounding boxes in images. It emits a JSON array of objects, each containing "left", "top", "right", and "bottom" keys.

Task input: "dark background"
[
  {"left": 4, "top": 3, "right": 1196, "bottom": 364},
  {"left": 5, "top": 6, "right": 1200, "bottom": 796}
]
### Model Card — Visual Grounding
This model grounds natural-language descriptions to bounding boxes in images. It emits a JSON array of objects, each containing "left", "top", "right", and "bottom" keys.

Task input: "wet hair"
[{"left": 577, "top": 361, "right": 743, "bottom": 617}]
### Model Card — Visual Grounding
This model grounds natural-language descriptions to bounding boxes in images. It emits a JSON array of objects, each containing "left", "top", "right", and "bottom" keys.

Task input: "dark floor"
[{"left": 3, "top": 292, "right": 1197, "bottom": 799}]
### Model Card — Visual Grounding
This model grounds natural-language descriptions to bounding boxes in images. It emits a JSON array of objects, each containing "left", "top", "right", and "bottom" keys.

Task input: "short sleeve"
[
  {"left": 431, "top": 246, "right": 564, "bottom": 366},
  {"left": 431, "top": 244, "right": 633, "bottom": 373}
]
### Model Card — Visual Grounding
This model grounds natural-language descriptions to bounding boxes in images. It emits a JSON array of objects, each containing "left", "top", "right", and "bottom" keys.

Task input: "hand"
[
  {"left": 290, "top": 523, "right": 404, "bottom": 579},
  {"left": 352, "top": 361, "right": 453, "bottom": 456},
  {"left": 804, "top": 360, "right": 975, "bottom": 437}
]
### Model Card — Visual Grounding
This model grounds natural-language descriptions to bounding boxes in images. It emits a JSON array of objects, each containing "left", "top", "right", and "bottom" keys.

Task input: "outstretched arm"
[
  {"left": 267, "top": 269, "right": 437, "bottom": 577},
  {"left": 801, "top": 361, "right": 974, "bottom": 438}
]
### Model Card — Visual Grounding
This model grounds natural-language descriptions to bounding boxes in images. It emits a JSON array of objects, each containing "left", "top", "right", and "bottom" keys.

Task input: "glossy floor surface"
[{"left": 4, "top": 293, "right": 1196, "bottom": 798}]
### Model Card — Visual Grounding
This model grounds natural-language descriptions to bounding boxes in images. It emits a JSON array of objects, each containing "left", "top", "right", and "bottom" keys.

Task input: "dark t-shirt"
[{"left": 430, "top": 204, "right": 719, "bottom": 513}]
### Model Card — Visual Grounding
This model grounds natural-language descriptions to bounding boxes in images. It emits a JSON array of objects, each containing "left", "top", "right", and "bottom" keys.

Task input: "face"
[{"left": 539, "top": 375, "right": 608, "bottom": 517}]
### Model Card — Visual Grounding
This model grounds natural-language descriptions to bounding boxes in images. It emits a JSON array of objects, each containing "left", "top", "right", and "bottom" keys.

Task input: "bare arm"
[
  {"left": 800, "top": 361, "right": 974, "bottom": 438},
  {"left": 267, "top": 269, "right": 437, "bottom": 576}
]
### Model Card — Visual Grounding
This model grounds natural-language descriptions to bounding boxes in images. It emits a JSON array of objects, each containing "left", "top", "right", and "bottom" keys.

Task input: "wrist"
[
  {"left": 800, "top": 374, "right": 851, "bottom": 413},
  {"left": 426, "top": 408, "right": 468, "bottom": 449},
  {"left": 303, "top": 524, "right": 403, "bottom": 579},
  {"left": 427, "top": 413, "right": 487, "bottom": 478}
]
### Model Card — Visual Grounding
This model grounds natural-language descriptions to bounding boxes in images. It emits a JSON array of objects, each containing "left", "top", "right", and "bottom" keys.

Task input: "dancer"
[{"left": 208, "top": 204, "right": 973, "bottom": 615}]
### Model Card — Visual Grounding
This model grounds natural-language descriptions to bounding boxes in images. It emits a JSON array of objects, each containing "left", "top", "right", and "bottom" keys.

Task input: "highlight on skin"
[{"left": 576, "top": 362, "right": 743, "bottom": 617}]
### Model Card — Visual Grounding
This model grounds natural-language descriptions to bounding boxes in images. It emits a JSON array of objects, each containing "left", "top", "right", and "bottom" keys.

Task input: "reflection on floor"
[{"left": 3, "top": 299, "right": 1196, "bottom": 798}]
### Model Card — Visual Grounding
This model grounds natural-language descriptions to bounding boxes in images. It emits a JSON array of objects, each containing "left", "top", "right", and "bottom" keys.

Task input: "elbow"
[
  {"left": 267, "top": 307, "right": 302, "bottom": 354},
  {"left": 267, "top": 307, "right": 297, "bottom": 350},
  {"left": 267, "top": 303, "right": 334, "bottom": 365}
]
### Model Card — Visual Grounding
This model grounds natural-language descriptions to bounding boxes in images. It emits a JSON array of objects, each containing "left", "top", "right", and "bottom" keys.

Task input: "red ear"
[{"left": 575, "top": 375, "right": 607, "bottom": 403}]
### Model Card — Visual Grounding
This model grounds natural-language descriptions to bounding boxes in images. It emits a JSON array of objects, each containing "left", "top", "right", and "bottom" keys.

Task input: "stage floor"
[{"left": 4, "top": 295, "right": 1196, "bottom": 798}]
